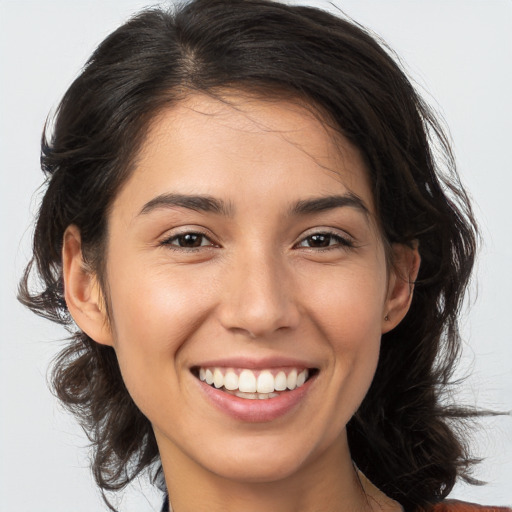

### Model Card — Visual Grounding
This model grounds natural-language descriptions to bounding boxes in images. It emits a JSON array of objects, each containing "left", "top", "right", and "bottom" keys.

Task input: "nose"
[{"left": 217, "top": 249, "right": 301, "bottom": 339}]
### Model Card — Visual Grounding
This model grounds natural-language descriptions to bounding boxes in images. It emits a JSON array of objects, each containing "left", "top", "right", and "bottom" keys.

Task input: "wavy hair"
[{"left": 19, "top": 1, "right": 481, "bottom": 510}]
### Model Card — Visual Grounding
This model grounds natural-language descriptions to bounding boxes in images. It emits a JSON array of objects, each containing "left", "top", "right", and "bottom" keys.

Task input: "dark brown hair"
[{"left": 19, "top": 1, "right": 481, "bottom": 510}]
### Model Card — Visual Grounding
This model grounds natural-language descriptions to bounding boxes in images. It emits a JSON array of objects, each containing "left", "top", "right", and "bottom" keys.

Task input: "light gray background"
[{"left": 1, "top": 1, "right": 511, "bottom": 511}]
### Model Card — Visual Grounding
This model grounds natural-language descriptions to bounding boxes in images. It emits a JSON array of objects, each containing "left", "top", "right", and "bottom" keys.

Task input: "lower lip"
[{"left": 194, "top": 373, "right": 316, "bottom": 423}]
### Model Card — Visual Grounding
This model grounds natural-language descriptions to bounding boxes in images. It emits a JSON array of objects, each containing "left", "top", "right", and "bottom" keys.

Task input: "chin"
[
  {"left": 191, "top": 428, "right": 333, "bottom": 485},
  {"left": 204, "top": 450, "right": 309, "bottom": 484}
]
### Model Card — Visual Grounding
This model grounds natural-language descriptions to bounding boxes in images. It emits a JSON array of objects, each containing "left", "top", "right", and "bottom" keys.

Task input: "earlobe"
[
  {"left": 62, "top": 225, "right": 114, "bottom": 346},
  {"left": 382, "top": 242, "right": 421, "bottom": 334}
]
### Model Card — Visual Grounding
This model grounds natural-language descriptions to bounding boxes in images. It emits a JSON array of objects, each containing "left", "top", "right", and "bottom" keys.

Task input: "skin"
[{"left": 63, "top": 93, "right": 419, "bottom": 512}]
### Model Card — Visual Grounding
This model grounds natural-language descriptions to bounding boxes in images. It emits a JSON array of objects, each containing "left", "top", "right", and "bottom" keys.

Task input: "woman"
[{"left": 17, "top": 0, "right": 511, "bottom": 511}]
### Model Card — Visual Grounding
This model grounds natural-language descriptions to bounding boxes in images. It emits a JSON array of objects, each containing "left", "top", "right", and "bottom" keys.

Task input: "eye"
[
  {"left": 296, "top": 232, "right": 354, "bottom": 250},
  {"left": 161, "top": 232, "right": 215, "bottom": 250}
]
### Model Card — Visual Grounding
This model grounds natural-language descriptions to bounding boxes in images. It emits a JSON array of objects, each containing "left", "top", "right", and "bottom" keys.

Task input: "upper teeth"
[{"left": 198, "top": 367, "right": 309, "bottom": 393}]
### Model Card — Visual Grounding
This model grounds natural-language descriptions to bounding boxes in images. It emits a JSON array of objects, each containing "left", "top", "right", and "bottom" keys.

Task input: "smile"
[{"left": 195, "top": 367, "right": 313, "bottom": 400}]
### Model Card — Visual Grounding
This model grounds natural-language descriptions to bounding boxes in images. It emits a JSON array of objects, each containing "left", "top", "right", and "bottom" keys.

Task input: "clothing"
[{"left": 160, "top": 498, "right": 511, "bottom": 512}]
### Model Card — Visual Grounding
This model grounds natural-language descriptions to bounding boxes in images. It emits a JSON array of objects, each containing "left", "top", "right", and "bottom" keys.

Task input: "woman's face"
[{"left": 70, "top": 93, "right": 414, "bottom": 485}]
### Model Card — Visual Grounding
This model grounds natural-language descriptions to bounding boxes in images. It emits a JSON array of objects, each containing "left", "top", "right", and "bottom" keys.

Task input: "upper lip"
[{"left": 191, "top": 356, "right": 318, "bottom": 370}]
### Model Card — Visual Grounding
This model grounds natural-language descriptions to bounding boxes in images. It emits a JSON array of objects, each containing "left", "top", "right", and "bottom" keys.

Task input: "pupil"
[
  {"left": 309, "top": 234, "right": 329, "bottom": 247},
  {"left": 180, "top": 234, "right": 201, "bottom": 247}
]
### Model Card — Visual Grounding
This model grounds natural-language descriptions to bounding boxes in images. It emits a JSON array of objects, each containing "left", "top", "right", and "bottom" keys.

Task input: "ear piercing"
[{"left": 384, "top": 314, "right": 389, "bottom": 321}]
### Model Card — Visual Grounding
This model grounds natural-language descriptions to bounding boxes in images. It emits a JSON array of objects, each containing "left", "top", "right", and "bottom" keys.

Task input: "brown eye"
[
  {"left": 161, "top": 232, "right": 213, "bottom": 249},
  {"left": 306, "top": 234, "right": 332, "bottom": 248},
  {"left": 176, "top": 233, "right": 204, "bottom": 247},
  {"left": 297, "top": 232, "right": 354, "bottom": 250}
]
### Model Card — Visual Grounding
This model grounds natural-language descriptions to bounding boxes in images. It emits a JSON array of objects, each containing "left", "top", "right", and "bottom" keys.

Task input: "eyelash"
[
  {"left": 160, "top": 231, "right": 217, "bottom": 251},
  {"left": 294, "top": 231, "right": 355, "bottom": 251},
  {"left": 160, "top": 230, "right": 355, "bottom": 252}
]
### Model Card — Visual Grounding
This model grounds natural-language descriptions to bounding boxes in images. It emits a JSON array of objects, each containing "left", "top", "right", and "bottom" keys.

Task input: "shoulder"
[{"left": 428, "top": 500, "right": 512, "bottom": 512}]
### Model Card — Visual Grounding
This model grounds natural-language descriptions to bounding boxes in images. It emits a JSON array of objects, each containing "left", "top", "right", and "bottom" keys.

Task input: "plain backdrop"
[{"left": 1, "top": 1, "right": 511, "bottom": 511}]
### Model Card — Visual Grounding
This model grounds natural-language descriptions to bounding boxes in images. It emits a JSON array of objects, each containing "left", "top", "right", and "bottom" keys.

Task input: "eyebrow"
[
  {"left": 138, "top": 192, "right": 368, "bottom": 219},
  {"left": 139, "top": 193, "right": 234, "bottom": 217},
  {"left": 289, "top": 193, "right": 369, "bottom": 216}
]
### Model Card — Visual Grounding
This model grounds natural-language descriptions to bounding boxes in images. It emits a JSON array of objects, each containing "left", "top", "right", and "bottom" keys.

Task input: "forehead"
[
  {"left": 146, "top": 92, "right": 360, "bottom": 167},
  {"left": 115, "top": 92, "right": 374, "bottom": 216}
]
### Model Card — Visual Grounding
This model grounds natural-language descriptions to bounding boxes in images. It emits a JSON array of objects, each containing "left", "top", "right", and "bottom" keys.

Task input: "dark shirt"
[{"left": 160, "top": 496, "right": 512, "bottom": 512}]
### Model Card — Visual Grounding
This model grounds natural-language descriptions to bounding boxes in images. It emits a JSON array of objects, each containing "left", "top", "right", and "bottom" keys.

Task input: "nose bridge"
[{"left": 219, "top": 243, "right": 299, "bottom": 337}]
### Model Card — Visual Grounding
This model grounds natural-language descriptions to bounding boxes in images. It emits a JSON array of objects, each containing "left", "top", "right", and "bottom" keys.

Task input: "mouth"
[{"left": 191, "top": 366, "right": 318, "bottom": 400}]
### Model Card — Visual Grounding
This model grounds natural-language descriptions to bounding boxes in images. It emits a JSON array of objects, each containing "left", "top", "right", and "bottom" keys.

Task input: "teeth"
[
  {"left": 213, "top": 368, "right": 224, "bottom": 388},
  {"left": 260, "top": 392, "right": 279, "bottom": 399},
  {"left": 256, "top": 370, "right": 274, "bottom": 394},
  {"left": 224, "top": 370, "right": 239, "bottom": 391},
  {"left": 274, "top": 371, "right": 287, "bottom": 391},
  {"left": 236, "top": 391, "right": 258, "bottom": 399},
  {"left": 287, "top": 369, "right": 297, "bottom": 390},
  {"left": 296, "top": 369, "right": 307, "bottom": 387},
  {"left": 238, "top": 369, "right": 257, "bottom": 393},
  {"left": 197, "top": 366, "right": 311, "bottom": 397},
  {"left": 232, "top": 391, "right": 280, "bottom": 400}
]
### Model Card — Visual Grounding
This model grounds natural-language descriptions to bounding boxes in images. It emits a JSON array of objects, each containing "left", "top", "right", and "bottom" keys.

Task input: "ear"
[
  {"left": 62, "top": 225, "right": 114, "bottom": 346},
  {"left": 382, "top": 242, "right": 421, "bottom": 334}
]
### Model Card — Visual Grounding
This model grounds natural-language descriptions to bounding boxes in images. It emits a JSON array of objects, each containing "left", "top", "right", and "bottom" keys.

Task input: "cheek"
[
  {"left": 301, "top": 260, "right": 387, "bottom": 414},
  {"left": 108, "top": 261, "right": 214, "bottom": 343},
  {"left": 304, "top": 257, "right": 388, "bottom": 342},
  {"left": 104, "top": 263, "right": 218, "bottom": 406}
]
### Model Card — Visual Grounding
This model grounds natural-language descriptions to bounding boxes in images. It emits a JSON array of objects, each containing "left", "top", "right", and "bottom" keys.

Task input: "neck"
[{"left": 159, "top": 434, "right": 401, "bottom": 512}]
